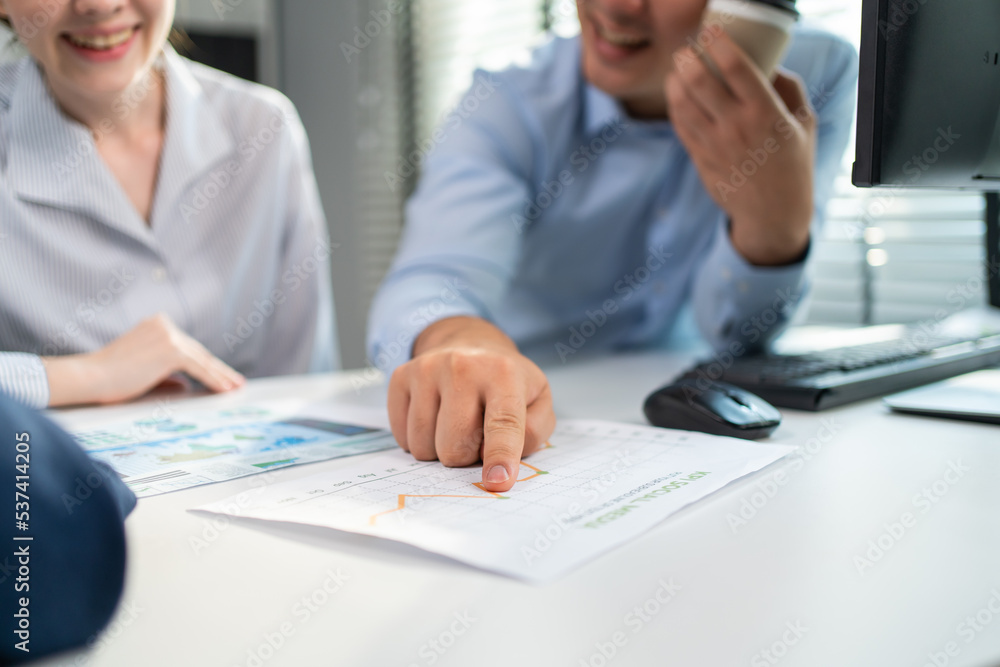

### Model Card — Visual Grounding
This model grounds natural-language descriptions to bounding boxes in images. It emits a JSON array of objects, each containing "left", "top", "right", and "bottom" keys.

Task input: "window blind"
[
  {"left": 353, "top": 0, "right": 412, "bottom": 309},
  {"left": 411, "top": 0, "right": 545, "bottom": 145},
  {"left": 353, "top": 0, "right": 548, "bottom": 314}
]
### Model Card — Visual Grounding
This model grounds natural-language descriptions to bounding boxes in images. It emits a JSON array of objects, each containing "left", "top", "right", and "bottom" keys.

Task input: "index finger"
[{"left": 480, "top": 391, "right": 527, "bottom": 493}]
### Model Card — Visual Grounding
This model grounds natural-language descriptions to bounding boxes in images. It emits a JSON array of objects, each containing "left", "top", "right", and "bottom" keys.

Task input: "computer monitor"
[{"left": 852, "top": 0, "right": 1000, "bottom": 308}]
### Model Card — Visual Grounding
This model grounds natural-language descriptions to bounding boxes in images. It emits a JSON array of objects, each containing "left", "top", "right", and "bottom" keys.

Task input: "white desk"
[{"left": 39, "top": 351, "right": 1000, "bottom": 667}]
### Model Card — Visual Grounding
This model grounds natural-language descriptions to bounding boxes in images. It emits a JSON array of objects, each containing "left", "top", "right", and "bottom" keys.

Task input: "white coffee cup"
[{"left": 702, "top": 0, "right": 799, "bottom": 78}]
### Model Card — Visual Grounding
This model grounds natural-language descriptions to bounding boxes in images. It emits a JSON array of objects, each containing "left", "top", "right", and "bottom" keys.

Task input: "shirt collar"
[
  {"left": 583, "top": 82, "right": 626, "bottom": 138},
  {"left": 150, "top": 47, "right": 235, "bottom": 227},
  {"left": 6, "top": 48, "right": 234, "bottom": 242}
]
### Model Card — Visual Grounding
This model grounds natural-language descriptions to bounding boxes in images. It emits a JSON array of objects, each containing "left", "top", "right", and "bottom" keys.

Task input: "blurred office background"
[{"left": 1, "top": 0, "right": 989, "bottom": 369}]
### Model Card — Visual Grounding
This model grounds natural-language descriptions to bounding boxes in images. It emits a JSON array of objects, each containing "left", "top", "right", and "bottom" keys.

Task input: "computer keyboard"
[{"left": 680, "top": 330, "right": 1000, "bottom": 411}]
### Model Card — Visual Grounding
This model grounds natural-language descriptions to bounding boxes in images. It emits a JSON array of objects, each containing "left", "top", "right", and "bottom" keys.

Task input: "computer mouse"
[{"left": 642, "top": 378, "right": 782, "bottom": 440}]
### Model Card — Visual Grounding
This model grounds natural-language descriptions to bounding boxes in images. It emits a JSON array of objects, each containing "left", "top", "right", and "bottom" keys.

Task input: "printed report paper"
[{"left": 194, "top": 420, "right": 795, "bottom": 582}]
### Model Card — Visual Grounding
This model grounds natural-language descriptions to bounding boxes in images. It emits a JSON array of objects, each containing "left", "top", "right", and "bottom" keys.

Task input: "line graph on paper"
[
  {"left": 219, "top": 422, "right": 704, "bottom": 534},
  {"left": 197, "top": 420, "right": 797, "bottom": 582},
  {"left": 367, "top": 459, "right": 550, "bottom": 526}
]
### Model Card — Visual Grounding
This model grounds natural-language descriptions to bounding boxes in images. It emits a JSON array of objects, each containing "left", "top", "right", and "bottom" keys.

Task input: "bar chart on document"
[{"left": 197, "top": 421, "right": 796, "bottom": 582}]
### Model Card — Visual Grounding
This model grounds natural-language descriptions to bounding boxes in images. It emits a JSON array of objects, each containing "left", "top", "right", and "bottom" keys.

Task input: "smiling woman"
[{"left": 0, "top": 0, "right": 338, "bottom": 408}]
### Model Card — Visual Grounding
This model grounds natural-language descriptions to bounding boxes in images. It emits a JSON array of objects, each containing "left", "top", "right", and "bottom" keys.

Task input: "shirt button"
[
  {"left": 151, "top": 266, "right": 167, "bottom": 283},
  {"left": 653, "top": 281, "right": 666, "bottom": 294},
  {"left": 657, "top": 207, "right": 668, "bottom": 218},
  {"left": 737, "top": 281, "right": 749, "bottom": 293}
]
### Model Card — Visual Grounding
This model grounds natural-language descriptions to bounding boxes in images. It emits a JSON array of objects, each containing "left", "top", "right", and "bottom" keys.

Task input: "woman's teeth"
[
  {"left": 598, "top": 26, "right": 649, "bottom": 48},
  {"left": 66, "top": 28, "right": 135, "bottom": 51}
]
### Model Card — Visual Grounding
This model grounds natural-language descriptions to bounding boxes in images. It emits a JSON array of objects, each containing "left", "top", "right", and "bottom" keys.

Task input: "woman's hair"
[{"left": 1, "top": 15, "right": 25, "bottom": 61}]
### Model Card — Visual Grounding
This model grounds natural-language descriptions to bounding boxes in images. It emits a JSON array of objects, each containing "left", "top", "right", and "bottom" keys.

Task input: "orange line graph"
[
  {"left": 368, "top": 458, "right": 550, "bottom": 526},
  {"left": 472, "top": 460, "right": 547, "bottom": 492}
]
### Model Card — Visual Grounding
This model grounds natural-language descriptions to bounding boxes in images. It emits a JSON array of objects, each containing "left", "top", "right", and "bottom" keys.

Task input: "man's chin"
[
  {"left": 582, "top": 61, "right": 665, "bottom": 116},
  {"left": 583, "top": 60, "right": 634, "bottom": 96}
]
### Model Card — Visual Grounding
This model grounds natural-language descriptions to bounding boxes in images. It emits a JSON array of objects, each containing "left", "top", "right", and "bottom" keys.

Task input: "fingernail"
[{"left": 486, "top": 465, "right": 509, "bottom": 484}]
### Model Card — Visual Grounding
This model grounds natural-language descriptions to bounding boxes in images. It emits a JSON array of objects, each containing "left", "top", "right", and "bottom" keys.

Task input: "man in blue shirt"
[{"left": 368, "top": 1, "right": 857, "bottom": 493}]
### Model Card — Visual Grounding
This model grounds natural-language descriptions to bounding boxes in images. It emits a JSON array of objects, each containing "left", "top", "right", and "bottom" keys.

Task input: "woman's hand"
[{"left": 43, "top": 313, "right": 245, "bottom": 407}]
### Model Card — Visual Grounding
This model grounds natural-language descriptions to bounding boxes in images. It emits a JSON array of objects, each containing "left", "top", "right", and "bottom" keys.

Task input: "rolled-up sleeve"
[
  {"left": 692, "top": 36, "right": 859, "bottom": 352},
  {"left": 0, "top": 352, "right": 49, "bottom": 408},
  {"left": 367, "top": 72, "right": 535, "bottom": 376}
]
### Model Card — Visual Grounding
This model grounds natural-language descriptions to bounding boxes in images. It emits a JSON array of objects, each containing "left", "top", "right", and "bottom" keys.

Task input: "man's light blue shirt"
[{"left": 368, "top": 27, "right": 858, "bottom": 374}]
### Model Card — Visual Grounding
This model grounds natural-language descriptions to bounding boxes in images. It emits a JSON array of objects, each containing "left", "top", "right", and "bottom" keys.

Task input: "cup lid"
[{"left": 752, "top": 0, "right": 799, "bottom": 15}]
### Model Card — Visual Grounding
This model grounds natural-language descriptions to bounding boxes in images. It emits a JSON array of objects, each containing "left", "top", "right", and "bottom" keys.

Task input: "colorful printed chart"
[{"left": 74, "top": 406, "right": 396, "bottom": 497}]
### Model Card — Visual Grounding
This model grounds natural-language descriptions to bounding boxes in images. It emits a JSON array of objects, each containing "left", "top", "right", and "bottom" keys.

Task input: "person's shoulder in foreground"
[{"left": 0, "top": 393, "right": 135, "bottom": 664}]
